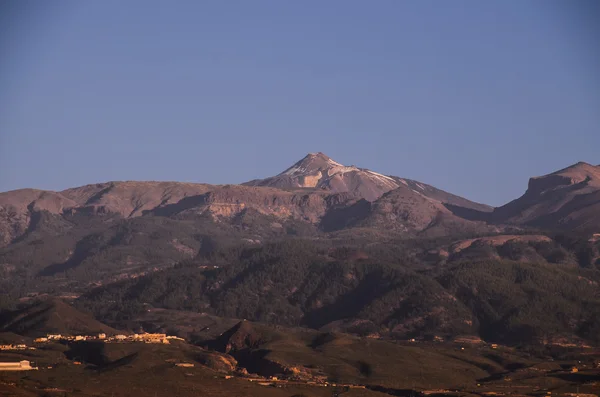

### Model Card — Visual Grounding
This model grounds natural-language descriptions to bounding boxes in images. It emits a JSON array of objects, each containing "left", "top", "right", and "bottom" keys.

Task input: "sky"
[{"left": 0, "top": 0, "right": 598, "bottom": 206}]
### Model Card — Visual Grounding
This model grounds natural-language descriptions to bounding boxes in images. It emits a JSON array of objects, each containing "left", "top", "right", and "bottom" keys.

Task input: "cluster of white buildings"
[
  {"left": 108, "top": 333, "right": 185, "bottom": 344},
  {"left": 0, "top": 344, "right": 35, "bottom": 351},
  {"left": 34, "top": 333, "right": 107, "bottom": 343},
  {"left": 1, "top": 333, "right": 186, "bottom": 373},
  {"left": 33, "top": 333, "right": 185, "bottom": 345}
]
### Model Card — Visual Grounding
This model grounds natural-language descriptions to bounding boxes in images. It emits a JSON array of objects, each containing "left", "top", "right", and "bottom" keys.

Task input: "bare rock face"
[
  {"left": 492, "top": 162, "right": 600, "bottom": 231},
  {"left": 0, "top": 182, "right": 214, "bottom": 246},
  {"left": 146, "top": 185, "right": 333, "bottom": 224},
  {"left": 0, "top": 183, "right": 341, "bottom": 247},
  {"left": 0, "top": 189, "right": 78, "bottom": 246},
  {"left": 61, "top": 181, "right": 214, "bottom": 217}
]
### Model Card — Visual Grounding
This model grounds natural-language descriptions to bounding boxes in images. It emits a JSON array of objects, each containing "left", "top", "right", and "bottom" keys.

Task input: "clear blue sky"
[{"left": 1, "top": 0, "right": 598, "bottom": 206}]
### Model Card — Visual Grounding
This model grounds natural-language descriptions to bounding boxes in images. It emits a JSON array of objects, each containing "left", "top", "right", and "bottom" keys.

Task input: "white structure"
[{"left": 0, "top": 360, "right": 36, "bottom": 371}]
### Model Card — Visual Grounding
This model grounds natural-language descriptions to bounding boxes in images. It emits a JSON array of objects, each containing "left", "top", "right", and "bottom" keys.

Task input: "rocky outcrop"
[
  {"left": 61, "top": 181, "right": 214, "bottom": 217},
  {"left": 146, "top": 185, "right": 333, "bottom": 223},
  {"left": 0, "top": 183, "right": 332, "bottom": 246},
  {"left": 0, "top": 189, "right": 78, "bottom": 246},
  {"left": 492, "top": 162, "right": 600, "bottom": 231}
]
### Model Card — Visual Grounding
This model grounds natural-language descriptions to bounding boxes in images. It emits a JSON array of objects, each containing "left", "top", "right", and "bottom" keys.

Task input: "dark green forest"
[
  {"left": 2, "top": 207, "right": 599, "bottom": 346},
  {"left": 74, "top": 235, "right": 600, "bottom": 346}
]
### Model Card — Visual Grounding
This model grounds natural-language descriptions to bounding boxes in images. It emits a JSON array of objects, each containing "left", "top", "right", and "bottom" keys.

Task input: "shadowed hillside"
[{"left": 0, "top": 297, "right": 117, "bottom": 337}]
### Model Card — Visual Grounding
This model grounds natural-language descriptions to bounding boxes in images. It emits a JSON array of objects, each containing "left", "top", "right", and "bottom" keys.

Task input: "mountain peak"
[
  {"left": 557, "top": 161, "right": 594, "bottom": 172},
  {"left": 244, "top": 151, "right": 399, "bottom": 200},
  {"left": 304, "top": 152, "right": 339, "bottom": 163},
  {"left": 307, "top": 151, "right": 331, "bottom": 159},
  {"left": 492, "top": 161, "right": 600, "bottom": 230},
  {"left": 243, "top": 153, "right": 492, "bottom": 208},
  {"left": 534, "top": 161, "right": 600, "bottom": 187},
  {"left": 280, "top": 152, "right": 346, "bottom": 176}
]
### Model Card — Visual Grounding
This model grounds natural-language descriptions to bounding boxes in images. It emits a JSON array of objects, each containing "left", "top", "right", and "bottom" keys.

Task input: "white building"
[{"left": 0, "top": 361, "right": 36, "bottom": 371}]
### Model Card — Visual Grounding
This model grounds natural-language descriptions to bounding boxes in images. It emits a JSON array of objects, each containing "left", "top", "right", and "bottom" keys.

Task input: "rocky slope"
[
  {"left": 245, "top": 152, "right": 492, "bottom": 213},
  {"left": 244, "top": 152, "right": 399, "bottom": 201},
  {"left": 0, "top": 154, "right": 496, "bottom": 249},
  {"left": 0, "top": 182, "right": 332, "bottom": 248},
  {"left": 491, "top": 162, "right": 600, "bottom": 232},
  {"left": 1, "top": 155, "right": 598, "bottom": 289},
  {"left": 0, "top": 189, "right": 79, "bottom": 246},
  {"left": 60, "top": 181, "right": 214, "bottom": 217},
  {"left": 322, "top": 184, "right": 498, "bottom": 236}
]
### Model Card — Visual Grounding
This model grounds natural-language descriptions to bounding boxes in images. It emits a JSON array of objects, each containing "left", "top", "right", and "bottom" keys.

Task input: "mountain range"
[
  {"left": 1, "top": 153, "right": 598, "bottom": 249},
  {"left": 1, "top": 153, "right": 600, "bottom": 346}
]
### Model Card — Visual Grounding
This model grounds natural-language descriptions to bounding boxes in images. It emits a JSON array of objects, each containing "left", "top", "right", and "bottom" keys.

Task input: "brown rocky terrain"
[
  {"left": 60, "top": 181, "right": 214, "bottom": 217},
  {"left": 0, "top": 155, "right": 598, "bottom": 288},
  {"left": 147, "top": 184, "right": 336, "bottom": 223},
  {"left": 0, "top": 189, "right": 79, "bottom": 246},
  {"left": 244, "top": 152, "right": 398, "bottom": 201},
  {"left": 6, "top": 155, "right": 596, "bottom": 252},
  {"left": 0, "top": 182, "right": 213, "bottom": 247},
  {"left": 491, "top": 162, "right": 600, "bottom": 232},
  {"left": 322, "top": 184, "right": 499, "bottom": 236},
  {"left": 245, "top": 152, "right": 492, "bottom": 213},
  {"left": 0, "top": 154, "right": 498, "bottom": 249},
  {"left": 0, "top": 182, "right": 333, "bottom": 248}
]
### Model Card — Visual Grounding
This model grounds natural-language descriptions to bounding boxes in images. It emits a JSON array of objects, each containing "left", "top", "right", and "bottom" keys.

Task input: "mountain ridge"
[
  {"left": 0, "top": 153, "right": 500, "bottom": 248},
  {"left": 491, "top": 161, "right": 600, "bottom": 232},
  {"left": 1, "top": 155, "right": 598, "bottom": 252},
  {"left": 244, "top": 152, "right": 493, "bottom": 213},
  {"left": 0, "top": 155, "right": 599, "bottom": 348}
]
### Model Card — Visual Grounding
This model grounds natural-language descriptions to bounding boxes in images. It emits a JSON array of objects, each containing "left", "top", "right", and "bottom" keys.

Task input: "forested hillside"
[
  {"left": 2, "top": 158, "right": 600, "bottom": 348},
  {"left": 76, "top": 235, "right": 600, "bottom": 346}
]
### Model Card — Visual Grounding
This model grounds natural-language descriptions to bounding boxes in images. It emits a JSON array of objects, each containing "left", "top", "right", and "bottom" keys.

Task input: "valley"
[{"left": 1, "top": 300, "right": 599, "bottom": 397}]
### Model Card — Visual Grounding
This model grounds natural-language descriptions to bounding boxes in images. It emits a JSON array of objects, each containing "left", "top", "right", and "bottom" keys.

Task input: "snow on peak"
[
  {"left": 365, "top": 170, "right": 399, "bottom": 189},
  {"left": 326, "top": 157, "right": 344, "bottom": 167},
  {"left": 282, "top": 165, "right": 307, "bottom": 176},
  {"left": 278, "top": 153, "right": 402, "bottom": 191}
]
